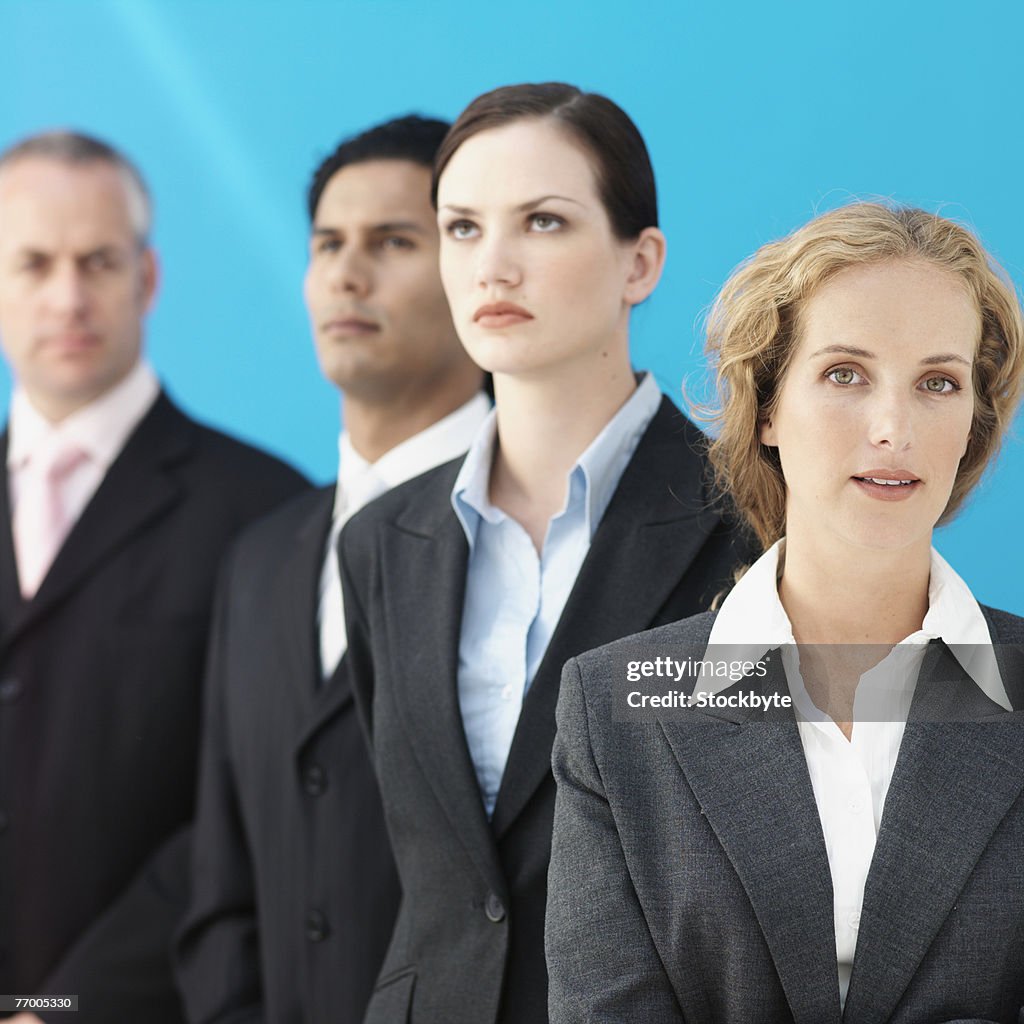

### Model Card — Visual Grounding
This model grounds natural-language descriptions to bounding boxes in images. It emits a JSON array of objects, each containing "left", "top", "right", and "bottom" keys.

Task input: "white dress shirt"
[
  {"left": 317, "top": 392, "right": 490, "bottom": 678},
  {"left": 706, "top": 539, "right": 1008, "bottom": 1006},
  {"left": 451, "top": 373, "right": 662, "bottom": 816},
  {"left": 7, "top": 361, "right": 160, "bottom": 588}
]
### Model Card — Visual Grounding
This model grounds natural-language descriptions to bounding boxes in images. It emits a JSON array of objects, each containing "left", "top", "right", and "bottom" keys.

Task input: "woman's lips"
[
  {"left": 473, "top": 302, "right": 533, "bottom": 329},
  {"left": 852, "top": 472, "right": 921, "bottom": 502}
]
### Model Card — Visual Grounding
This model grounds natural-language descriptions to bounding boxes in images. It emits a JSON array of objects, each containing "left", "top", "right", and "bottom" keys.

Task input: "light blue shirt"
[{"left": 452, "top": 372, "right": 662, "bottom": 815}]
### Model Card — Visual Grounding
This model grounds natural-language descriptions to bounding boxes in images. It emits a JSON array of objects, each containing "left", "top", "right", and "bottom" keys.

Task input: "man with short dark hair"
[
  {"left": 0, "top": 130, "right": 308, "bottom": 1022},
  {"left": 175, "top": 115, "right": 488, "bottom": 1024}
]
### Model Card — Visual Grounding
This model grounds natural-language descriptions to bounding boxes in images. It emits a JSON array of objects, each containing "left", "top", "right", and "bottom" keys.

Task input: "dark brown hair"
[{"left": 432, "top": 82, "right": 657, "bottom": 240}]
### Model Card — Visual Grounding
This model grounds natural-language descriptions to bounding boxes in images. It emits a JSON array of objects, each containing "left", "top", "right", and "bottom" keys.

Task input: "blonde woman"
[{"left": 546, "top": 203, "right": 1024, "bottom": 1024}]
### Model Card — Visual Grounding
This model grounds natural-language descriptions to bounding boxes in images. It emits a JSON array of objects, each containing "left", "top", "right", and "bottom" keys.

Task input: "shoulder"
[
  {"left": 980, "top": 605, "right": 1024, "bottom": 643},
  {"left": 341, "top": 455, "right": 464, "bottom": 547},
  {"left": 570, "top": 611, "right": 718, "bottom": 707},
  {"left": 230, "top": 485, "right": 333, "bottom": 567},
  {"left": 155, "top": 395, "right": 309, "bottom": 502}
]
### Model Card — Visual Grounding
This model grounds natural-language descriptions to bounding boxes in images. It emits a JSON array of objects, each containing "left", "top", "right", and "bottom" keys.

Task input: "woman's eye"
[
  {"left": 446, "top": 220, "right": 479, "bottom": 240},
  {"left": 529, "top": 213, "right": 563, "bottom": 232},
  {"left": 922, "top": 375, "right": 958, "bottom": 394},
  {"left": 826, "top": 366, "right": 863, "bottom": 385}
]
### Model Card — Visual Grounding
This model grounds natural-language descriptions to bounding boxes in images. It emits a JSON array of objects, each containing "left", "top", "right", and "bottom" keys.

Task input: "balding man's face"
[{"left": 0, "top": 157, "right": 157, "bottom": 421}]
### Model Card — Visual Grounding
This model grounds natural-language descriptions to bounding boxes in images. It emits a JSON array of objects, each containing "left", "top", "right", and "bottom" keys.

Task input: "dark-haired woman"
[
  {"left": 338, "top": 82, "right": 752, "bottom": 1024},
  {"left": 545, "top": 202, "right": 1024, "bottom": 1023}
]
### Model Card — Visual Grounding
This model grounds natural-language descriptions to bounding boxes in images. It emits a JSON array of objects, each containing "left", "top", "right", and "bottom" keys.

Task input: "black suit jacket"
[
  {"left": 0, "top": 392, "right": 307, "bottom": 1022},
  {"left": 339, "top": 396, "right": 755, "bottom": 1024},
  {"left": 547, "top": 608, "right": 1024, "bottom": 1024},
  {"left": 175, "top": 486, "right": 401, "bottom": 1024}
]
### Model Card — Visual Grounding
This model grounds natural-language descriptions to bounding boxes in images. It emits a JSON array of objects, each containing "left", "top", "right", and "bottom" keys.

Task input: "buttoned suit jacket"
[
  {"left": 546, "top": 607, "right": 1024, "bottom": 1024},
  {"left": 339, "top": 395, "right": 755, "bottom": 1024},
  {"left": 175, "top": 485, "right": 401, "bottom": 1024},
  {"left": 0, "top": 392, "right": 307, "bottom": 1022}
]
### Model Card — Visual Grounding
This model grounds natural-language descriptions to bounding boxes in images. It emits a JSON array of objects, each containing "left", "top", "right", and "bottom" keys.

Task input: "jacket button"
[
  {"left": 302, "top": 763, "right": 327, "bottom": 796},
  {"left": 0, "top": 678, "right": 21, "bottom": 703},
  {"left": 484, "top": 892, "right": 506, "bottom": 923},
  {"left": 305, "top": 910, "right": 329, "bottom": 943}
]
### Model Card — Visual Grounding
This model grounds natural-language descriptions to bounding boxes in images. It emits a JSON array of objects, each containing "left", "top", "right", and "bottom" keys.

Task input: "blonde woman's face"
[{"left": 760, "top": 259, "right": 978, "bottom": 556}]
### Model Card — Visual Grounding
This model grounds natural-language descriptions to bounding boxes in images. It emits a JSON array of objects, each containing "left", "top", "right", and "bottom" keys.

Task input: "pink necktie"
[{"left": 14, "top": 441, "right": 87, "bottom": 599}]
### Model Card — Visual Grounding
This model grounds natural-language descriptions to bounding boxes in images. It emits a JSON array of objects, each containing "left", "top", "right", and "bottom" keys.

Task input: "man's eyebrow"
[
  {"left": 311, "top": 221, "right": 426, "bottom": 235},
  {"left": 439, "top": 195, "right": 586, "bottom": 216},
  {"left": 809, "top": 344, "right": 971, "bottom": 367},
  {"left": 370, "top": 221, "right": 427, "bottom": 234}
]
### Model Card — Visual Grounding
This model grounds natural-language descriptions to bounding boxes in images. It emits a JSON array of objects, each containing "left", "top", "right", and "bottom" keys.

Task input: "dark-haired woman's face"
[{"left": 436, "top": 118, "right": 656, "bottom": 379}]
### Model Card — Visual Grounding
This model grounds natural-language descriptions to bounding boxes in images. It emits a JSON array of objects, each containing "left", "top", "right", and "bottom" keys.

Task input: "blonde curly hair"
[{"left": 705, "top": 202, "right": 1024, "bottom": 550}]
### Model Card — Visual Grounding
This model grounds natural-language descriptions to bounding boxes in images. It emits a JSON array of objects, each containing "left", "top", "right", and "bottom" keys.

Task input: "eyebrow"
[
  {"left": 808, "top": 344, "right": 972, "bottom": 367},
  {"left": 440, "top": 194, "right": 586, "bottom": 216},
  {"left": 312, "top": 221, "right": 427, "bottom": 236}
]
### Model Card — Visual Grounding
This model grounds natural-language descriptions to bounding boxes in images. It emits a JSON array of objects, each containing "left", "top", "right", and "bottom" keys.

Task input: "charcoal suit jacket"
[
  {"left": 339, "top": 395, "right": 754, "bottom": 1024},
  {"left": 546, "top": 606, "right": 1024, "bottom": 1024},
  {"left": 0, "top": 392, "right": 307, "bottom": 1022},
  {"left": 175, "top": 486, "right": 401, "bottom": 1024}
]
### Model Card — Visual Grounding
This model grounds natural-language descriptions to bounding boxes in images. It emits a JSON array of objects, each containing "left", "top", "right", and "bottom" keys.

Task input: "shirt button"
[
  {"left": 484, "top": 892, "right": 506, "bottom": 923},
  {"left": 849, "top": 911, "right": 861, "bottom": 929},
  {"left": 501, "top": 684, "right": 514, "bottom": 701},
  {"left": 0, "top": 678, "right": 22, "bottom": 703},
  {"left": 305, "top": 910, "right": 330, "bottom": 942},
  {"left": 302, "top": 763, "right": 327, "bottom": 797},
  {"left": 848, "top": 799, "right": 863, "bottom": 815}
]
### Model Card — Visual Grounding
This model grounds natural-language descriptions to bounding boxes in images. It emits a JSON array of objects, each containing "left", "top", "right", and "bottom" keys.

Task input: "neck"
[
  {"left": 778, "top": 530, "right": 932, "bottom": 645},
  {"left": 343, "top": 370, "right": 480, "bottom": 464},
  {"left": 488, "top": 347, "right": 636, "bottom": 550}
]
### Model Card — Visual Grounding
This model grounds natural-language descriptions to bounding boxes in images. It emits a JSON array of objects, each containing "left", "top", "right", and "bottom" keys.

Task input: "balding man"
[{"left": 0, "top": 131, "right": 307, "bottom": 1022}]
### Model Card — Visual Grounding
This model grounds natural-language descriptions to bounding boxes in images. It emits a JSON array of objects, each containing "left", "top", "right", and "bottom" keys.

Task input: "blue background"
[{"left": 3, "top": 0, "right": 1022, "bottom": 612}]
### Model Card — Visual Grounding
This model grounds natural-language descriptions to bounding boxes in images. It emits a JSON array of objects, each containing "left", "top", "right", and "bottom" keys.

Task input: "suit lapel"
[
  {"left": 1, "top": 394, "right": 190, "bottom": 650},
  {"left": 490, "top": 398, "right": 724, "bottom": 838},
  {"left": 382, "top": 469, "right": 506, "bottom": 894},
  {"left": 285, "top": 487, "right": 341, "bottom": 746},
  {"left": 0, "top": 432, "right": 24, "bottom": 630},
  {"left": 662, "top": 652, "right": 843, "bottom": 1024},
  {"left": 843, "top": 641, "right": 1024, "bottom": 1024}
]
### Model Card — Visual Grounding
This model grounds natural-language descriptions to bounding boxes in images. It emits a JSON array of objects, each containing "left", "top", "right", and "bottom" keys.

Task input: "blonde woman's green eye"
[
  {"left": 827, "top": 367, "right": 859, "bottom": 385},
  {"left": 923, "top": 376, "right": 957, "bottom": 393}
]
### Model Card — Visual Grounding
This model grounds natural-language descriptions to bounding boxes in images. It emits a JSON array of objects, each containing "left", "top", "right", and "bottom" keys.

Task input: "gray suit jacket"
[{"left": 546, "top": 607, "right": 1024, "bottom": 1024}]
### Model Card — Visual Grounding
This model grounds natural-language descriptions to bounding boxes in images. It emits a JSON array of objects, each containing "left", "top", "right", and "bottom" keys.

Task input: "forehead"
[
  {"left": 0, "top": 157, "right": 137, "bottom": 250},
  {"left": 313, "top": 159, "right": 433, "bottom": 228},
  {"left": 437, "top": 117, "right": 601, "bottom": 209},
  {"left": 798, "top": 259, "right": 980, "bottom": 358}
]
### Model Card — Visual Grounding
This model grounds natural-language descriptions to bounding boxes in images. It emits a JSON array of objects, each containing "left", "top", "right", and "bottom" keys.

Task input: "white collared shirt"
[
  {"left": 317, "top": 392, "right": 491, "bottom": 678},
  {"left": 706, "top": 539, "right": 1008, "bottom": 1006},
  {"left": 7, "top": 360, "right": 160, "bottom": 525}
]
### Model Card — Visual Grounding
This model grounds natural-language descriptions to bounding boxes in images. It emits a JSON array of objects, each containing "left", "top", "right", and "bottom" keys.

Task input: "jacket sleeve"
[
  {"left": 173, "top": 553, "right": 265, "bottom": 1024},
  {"left": 546, "top": 656, "right": 685, "bottom": 1024}
]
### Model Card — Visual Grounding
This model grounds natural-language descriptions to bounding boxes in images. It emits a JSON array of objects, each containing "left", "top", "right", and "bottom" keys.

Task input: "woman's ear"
[
  {"left": 623, "top": 227, "right": 666, "bottom": 306},
  {"left": 759, "top": 417, "right": 778, "bottom": 447}
]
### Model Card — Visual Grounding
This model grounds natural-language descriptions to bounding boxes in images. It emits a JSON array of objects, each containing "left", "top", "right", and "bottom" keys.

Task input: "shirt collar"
[
  {"left": 334, "top": 391, "right": 491, "bottom": 519},
  {"left": 8, "top": 360, "right": 159, "bottom": 471},
  {"left": 450, "top": 371, "right": 662, "bottom": 547},
  {"left": 708, "top": 538, "right": 1009, "bottom": 709}
]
